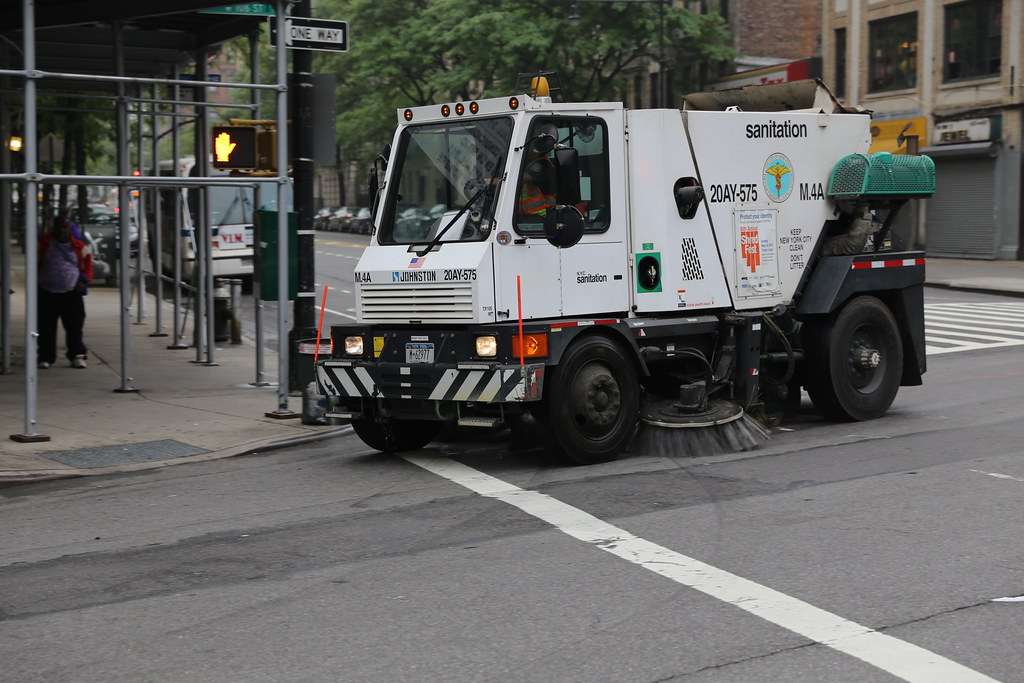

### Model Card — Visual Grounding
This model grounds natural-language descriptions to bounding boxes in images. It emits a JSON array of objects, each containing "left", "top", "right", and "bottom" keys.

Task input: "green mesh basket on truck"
[{"left": 827, "top": 152, "right": 935, "bottom": 199}]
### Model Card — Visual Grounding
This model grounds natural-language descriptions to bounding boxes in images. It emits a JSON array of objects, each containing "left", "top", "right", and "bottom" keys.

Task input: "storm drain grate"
[{"left": 42, "top": 440, "right": 210, "bottom": 468}]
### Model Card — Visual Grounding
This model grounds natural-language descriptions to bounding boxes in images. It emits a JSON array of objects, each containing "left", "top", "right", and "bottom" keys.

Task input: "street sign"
[
  {"left": 269, "top": 17, "right": 348, "bottom": 52},
  {"left": 199, "top": 3, "right": 275, "bottom": 15}
]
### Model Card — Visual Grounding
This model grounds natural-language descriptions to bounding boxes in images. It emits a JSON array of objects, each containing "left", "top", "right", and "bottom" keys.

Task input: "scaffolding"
[{"left": 1, "top": 1, "right": 297, "bottom": 442}]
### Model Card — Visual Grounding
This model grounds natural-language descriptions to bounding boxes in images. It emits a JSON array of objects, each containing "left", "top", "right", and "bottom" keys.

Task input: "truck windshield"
[{"left": 379, "top": 117, "right": 513, "bottom": 244}]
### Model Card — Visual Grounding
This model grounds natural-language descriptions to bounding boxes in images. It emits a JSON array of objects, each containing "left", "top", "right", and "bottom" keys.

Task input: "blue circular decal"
[{"left": 763, "top": 153, "right": 794, "bottom": 203}]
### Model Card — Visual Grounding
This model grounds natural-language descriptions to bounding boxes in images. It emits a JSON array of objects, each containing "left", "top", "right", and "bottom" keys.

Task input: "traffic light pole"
[{"left": 288, "top": 0, "right": 317, "bottom": 393}]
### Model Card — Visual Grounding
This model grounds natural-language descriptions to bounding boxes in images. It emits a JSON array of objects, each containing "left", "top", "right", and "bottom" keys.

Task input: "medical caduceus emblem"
[{"left": 762, "top": 153, "right": 794, "bottom": 203}]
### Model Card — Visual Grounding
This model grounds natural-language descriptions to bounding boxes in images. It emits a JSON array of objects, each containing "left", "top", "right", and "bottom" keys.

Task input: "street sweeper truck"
[{"left": 315, "top": 77, "right": 935, "bottom": 464}]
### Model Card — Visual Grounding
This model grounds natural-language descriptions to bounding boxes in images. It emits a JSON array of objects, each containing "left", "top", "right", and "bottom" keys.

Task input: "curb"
[{"left": 0, "top": 425, "right": 352, "bottom": 489}]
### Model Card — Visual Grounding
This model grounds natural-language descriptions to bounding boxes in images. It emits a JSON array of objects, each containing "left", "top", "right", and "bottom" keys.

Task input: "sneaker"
[
  {"left": 71, "top": 356, "right": 87, "bottom": 369},
  {"left": 38, "top": 361, "right": 50, "bottom": 369}
]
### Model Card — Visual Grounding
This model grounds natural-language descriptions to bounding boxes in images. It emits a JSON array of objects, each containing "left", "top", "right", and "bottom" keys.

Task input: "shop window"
[
  {"left": 944, "top": 0, "right": 1002, "bottom": 82},
  {"left": 514, "top": 117, "right": 611, "bottom": 237},
  {"left": 868, "top": 13, "right": 917, "bottom": 93}
]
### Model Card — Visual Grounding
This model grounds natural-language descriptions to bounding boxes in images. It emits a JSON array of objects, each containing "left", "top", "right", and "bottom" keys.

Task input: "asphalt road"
[{"left": 2, "top": 283, "right": 1023, "bottom": 682}]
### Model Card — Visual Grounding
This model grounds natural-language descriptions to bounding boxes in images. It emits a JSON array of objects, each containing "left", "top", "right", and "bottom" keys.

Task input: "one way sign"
[{"left": 269, "top": 17, "right": 348, "bottom": 52}]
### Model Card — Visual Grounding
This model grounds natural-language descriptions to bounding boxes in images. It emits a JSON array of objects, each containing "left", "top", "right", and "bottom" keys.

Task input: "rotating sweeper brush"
[{"left": 634, "top": 381, "right": 770, "bottom": 459}]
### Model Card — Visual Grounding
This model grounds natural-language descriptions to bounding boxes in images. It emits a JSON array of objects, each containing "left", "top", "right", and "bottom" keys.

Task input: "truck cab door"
[{"left": 494, "top": 111, "right": 629, "bottom": 322}]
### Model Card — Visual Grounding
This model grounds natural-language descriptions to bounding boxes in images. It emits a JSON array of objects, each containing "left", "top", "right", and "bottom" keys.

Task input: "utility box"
[{"left": 255, "top": 209, "right": 298, "bottom": 301}]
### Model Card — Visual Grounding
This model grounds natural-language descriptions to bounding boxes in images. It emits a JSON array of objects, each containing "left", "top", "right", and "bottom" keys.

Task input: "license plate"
[{"left": 405, "top": 342, "right": 434, "bottom": 363}]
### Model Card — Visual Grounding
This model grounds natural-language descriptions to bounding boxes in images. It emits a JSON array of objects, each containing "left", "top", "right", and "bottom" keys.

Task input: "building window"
[
  {"left": 944, "top": 0, "right": 1002, "bottom": 82},
  {"left": 868, "top": 13, "right": 917, "bottom": 93},
  {"left": 834, "top": 28, "right": 847, "bottom": 98}
]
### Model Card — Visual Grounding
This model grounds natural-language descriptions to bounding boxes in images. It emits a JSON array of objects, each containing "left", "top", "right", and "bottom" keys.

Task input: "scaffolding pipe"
[
  {"left": 114, "top": 20, "right": 136, "bottom": 394},
  {"left": 274, "top": 0, "right": 290, "bottom": 413},
  {"left": 14, "top": 0, "right": 45, "bottom": 439}
]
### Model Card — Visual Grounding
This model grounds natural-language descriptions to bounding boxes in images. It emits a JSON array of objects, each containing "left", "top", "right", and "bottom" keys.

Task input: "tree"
[{"left": 314, "top": 0, "right": 732, "bottom": 168}]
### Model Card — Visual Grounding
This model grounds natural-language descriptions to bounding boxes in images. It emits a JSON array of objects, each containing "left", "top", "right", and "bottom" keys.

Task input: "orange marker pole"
[
  {"left": 314, "top": 285, "right": 329, "bottom": 363},
  {"left": 517, "top": 275, "right": 524, "bottom": 367}
]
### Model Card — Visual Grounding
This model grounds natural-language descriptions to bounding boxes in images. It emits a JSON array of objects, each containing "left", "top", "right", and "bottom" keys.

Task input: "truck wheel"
[
  {"left": 804, "top": 295, "right": 903, "bottom": 421},
  {"left": 546, "top": 335, "right": 639, "bottom": 465},
  {"left": 351, "top": 418, "right": 442, "bottom": 452}
]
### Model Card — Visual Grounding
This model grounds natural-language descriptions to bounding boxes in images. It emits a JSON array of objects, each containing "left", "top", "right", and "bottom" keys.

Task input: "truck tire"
[
  {"left": 545, "top": 335, "right": 640, "bottom": 465},
  {"left": 351, "top": 418, "right": 442, "bottom": 453},
  {"left": 804, "top": 295, "right": 903, "bottom": 421}
]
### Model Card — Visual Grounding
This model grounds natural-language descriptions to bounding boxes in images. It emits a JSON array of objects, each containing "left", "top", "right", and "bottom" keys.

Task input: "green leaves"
[{"left": 314, "top": 0, "right": 733, "bottom": 168}]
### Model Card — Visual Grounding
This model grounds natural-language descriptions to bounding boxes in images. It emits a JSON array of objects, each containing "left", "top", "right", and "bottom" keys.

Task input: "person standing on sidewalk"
[{"left": 37, "top": 215, "right": 93, "bottom": 369}]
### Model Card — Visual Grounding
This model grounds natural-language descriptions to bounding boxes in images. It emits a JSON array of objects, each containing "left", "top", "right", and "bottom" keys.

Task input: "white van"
[{"left": 158, "top": 157, "right": 259, "bottom": 282}]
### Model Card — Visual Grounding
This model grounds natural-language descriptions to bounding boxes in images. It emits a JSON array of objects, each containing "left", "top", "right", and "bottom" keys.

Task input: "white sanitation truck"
[{"left": 315, "top": 77, "right": 935, "bottom": 464}]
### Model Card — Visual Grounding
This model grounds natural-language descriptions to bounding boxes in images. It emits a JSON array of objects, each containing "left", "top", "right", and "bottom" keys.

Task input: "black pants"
[{"left": 38, "top": 288, "right": 87, "bottom": 364}]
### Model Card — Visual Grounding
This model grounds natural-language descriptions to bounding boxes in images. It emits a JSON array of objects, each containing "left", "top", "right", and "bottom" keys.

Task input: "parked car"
[
  {"left": 71, "top": 204, "right": 139, "bottom": 253},
  {"left": 393, "top": 206, "right": 431, "bottom": 241},
  {"left": 328, "top": 206, "right": 356, "bottom": 232},
  {"left": 314, "top": 206, "right": 336, "bottom": 231},
  {"left": 349, "top": 207, "right": 372, "bottom": 234}
]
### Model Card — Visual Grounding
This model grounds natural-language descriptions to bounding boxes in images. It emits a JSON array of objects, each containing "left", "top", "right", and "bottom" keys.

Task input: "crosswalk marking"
[{"left": 925, "top": 302, "right": 1024, "bottom": 355}]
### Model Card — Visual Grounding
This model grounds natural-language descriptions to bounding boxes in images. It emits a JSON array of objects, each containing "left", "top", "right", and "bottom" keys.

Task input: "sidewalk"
[
  {"left": 920, "top": 257, "right": 1024, "bottom": 297},
  {"left": 1, "top": 253, "right": 1022, "bottom": 486},
  {"left": 1, "top": 253, "right": 347, "bottom": 485}
]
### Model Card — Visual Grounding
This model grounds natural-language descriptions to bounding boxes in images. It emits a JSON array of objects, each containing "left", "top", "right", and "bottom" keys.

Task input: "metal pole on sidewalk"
[
  {"left": 268, "top": 0, "right": 295, "bottom": 417},
  {"left": 249, "top": 30, "right": 269, "bottom": 386},
  {"left": 12, "top": 0, "right": 49, "bottom": 441},
  {"left": 168, "top": 64, "right": 188, "bottom": 350},
  {"left": 288, "top": 0, "right": 317, "bottom": 394},
  {"left": 134, "top": 82, "right": 146, "bottom": 325},
  {"left": 150, "top": 81, "right": 166, "bottom": 337},
  {"left": 114, "top": 20, "right": 137, "bottom": 394},
  {"left": 198, "top": 46, "right": 217, "bottom": 367},
  {"left": 1, "top": 54, "right": 12, "bottom": 376}
]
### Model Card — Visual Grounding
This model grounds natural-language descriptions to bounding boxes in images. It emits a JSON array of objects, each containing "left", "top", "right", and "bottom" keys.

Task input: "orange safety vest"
[{"left": 520, "top": 183, "right": 555, "bottom": 216}]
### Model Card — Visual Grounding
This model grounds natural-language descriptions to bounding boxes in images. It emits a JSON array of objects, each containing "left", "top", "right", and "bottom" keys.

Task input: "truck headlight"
[
  {"left": 475, "top": 335, "right": 498, "bottom": 357},
  {"left": 343, "top": 336, "right": 364, "bottom": 356}
]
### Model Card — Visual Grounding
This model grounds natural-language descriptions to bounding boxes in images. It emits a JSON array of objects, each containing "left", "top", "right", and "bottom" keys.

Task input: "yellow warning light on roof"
[
  {"left": 531, "top": 76, "right": 550, "bottom": 98},
  {"left": 404, "top": 109, "right": 414, "bottom": 121},
  {"left": 455, "top": 103, "right": 465, "bottom": 116}
]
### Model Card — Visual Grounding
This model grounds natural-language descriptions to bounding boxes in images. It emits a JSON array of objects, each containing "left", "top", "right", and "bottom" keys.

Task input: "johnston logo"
[{"left": 392, "top": 270, "right": 438, "bottom": 282}]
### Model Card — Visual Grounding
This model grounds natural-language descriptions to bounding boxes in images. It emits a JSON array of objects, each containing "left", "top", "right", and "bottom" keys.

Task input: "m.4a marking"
[{"left": 799, "top": 182, "right": 825, "bottom": 200}]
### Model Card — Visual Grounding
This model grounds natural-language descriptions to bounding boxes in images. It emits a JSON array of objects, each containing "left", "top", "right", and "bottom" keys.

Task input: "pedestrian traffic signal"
[{"left": 212, "top": 126, "right": 257, "bottom": 170}]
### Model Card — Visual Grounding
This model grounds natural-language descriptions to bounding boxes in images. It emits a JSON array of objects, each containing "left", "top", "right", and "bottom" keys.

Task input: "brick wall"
[{"left": 734, "top": 0, "right": 823, "bottom": 61}]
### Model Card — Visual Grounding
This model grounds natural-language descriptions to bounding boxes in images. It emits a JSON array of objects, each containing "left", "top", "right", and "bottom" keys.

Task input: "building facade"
[{"left": 824, "top": 0, "right": 1022, "bottom": 260}]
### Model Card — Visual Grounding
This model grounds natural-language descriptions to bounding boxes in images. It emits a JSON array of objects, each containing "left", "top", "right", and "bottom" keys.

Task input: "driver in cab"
[{"left": 519, "top": 151, "right": 556, "bottom": 218}]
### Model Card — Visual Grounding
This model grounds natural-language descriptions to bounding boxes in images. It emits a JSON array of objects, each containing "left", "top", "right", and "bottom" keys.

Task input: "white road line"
[
  {"left": 404, "top": 454, "right": 1000, "bottom": 683},
  {"left": 969, "top": 469, "right": 1024, "bottom": 483},
  {"left": 319, "top": 306, "right": 355, "bottom": 320}
]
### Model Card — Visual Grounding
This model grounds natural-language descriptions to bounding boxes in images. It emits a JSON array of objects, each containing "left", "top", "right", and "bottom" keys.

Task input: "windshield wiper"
[{"left": 415, "top": 153, "right": 506, "bottom": 257}]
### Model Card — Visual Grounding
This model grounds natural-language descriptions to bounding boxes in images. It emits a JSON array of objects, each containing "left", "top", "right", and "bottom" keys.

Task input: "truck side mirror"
[
  {"left": 368, "top": 144, "right": 391, "bottom": 220},
  {"left": 532, "top": 124, "right": 559, "bottom": 154},
  {"left": 543, "top": 205, "right": 585, "bottom": 248},
  {"left": 554, "top": 148, "right": 581, "bottom": 207}
]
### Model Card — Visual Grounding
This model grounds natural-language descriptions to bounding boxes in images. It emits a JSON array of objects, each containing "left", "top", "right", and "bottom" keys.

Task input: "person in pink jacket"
[{"left": 37, "top": 215, "right": 94, "bottom": 369}]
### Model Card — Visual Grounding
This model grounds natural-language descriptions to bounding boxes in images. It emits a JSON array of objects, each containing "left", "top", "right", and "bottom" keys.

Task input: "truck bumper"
[{"left": 316, "top": 360, "right": 546, "bottom": 416}]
